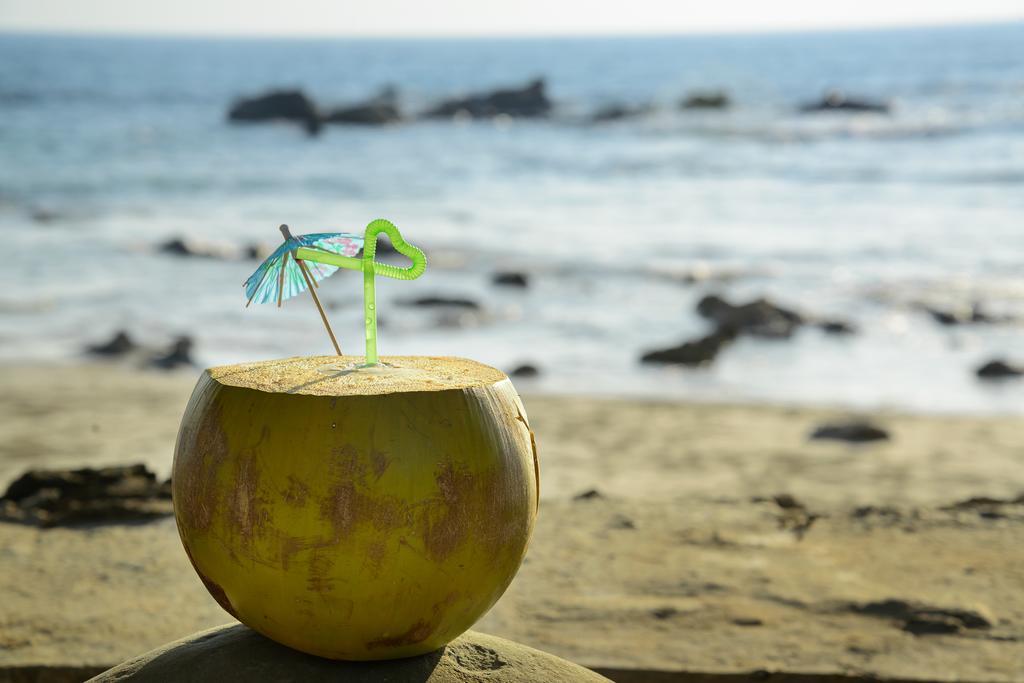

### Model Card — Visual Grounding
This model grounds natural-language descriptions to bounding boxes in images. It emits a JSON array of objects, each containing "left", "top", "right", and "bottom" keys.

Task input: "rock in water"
[
  {"left": 423, "top": 79, "right": 552, "bottom": 119},
  {"left": 800, "top": 90, "right": 889, "bottom": 114},
  {"left": 227, "top": 90, "right": 321, "bottom": 135},
  {"left": 172, "top": 356, "right": 539, "bottom": 660},
  {"left": 810, "top": 421, "right": 890, "bottom": 443},
  {"left": 89, "top": 625, "right": 608, "bottom": 682},
  {"left": 324, "top": 87, "right": 402, "bottom": 125},
  {"left": 818, "top": 319, "right": 857, "bottom": 335},
  {"left": 0, "top": 464, "right": 172, "bottom": 527},
  {"left": 640, "top": 327, "right": 737, "bottom": 366},
  {"left": 398, "top": 296, "right": 481, "bottom": 310},
  {"left": 696, "top": 294, "right": 804, "bottom": 339},
  {"left": 157, "top": 237, "right": 234, "bottom": 259},
  {"left": 86, "top": 330, "right": 136, "bottom": 356},
  {"left": 588, "top": 103, "right": 653, "bottom": 122},
  {"left": 508, "top": 364, "right": 539, "bottom": 378},
  {"left": 680, "top": 91, "right": 730, "bottom": 109},
  {"left": 492, "top": 271, "right": 529, "bottom": 288},
  {"left": 976, "top": 359, "right": 1024, "bottom": 379},
  {"left": 148, "top": 336, "right": 195, "bottom": 370}
]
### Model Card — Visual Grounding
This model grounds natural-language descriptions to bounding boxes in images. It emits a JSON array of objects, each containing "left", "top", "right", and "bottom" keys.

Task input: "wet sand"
[{"left": 1, "top": 362, "right": 1022, "bottom": 681}]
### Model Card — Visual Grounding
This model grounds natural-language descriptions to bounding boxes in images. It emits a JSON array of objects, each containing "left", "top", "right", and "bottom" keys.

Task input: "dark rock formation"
[
  {"left": 85, "top": 330, "right": 136, "bottom": 357},
  {"left": 157, "top": 237, "right": 232, "bottom": 259},
  {"left": 148, "top": 336, "right": 195, "bottom": 370},
  {"left": 818, "top": 319, "right": 857, "bottom": 335},
  {"left": 640, "top": 327, "right": 737, "bottom": 366},
  {"left": 926, "top": 303, "right": 1013, "bottom": 326},
  {"left": 0, "top": 465, "right": 172, "bottom": 527},
  {"left": 398, "top": 296, "right": 481, "bottom": 310},
  {"left": 681, "top": 91, "right": 730, "bottom": 109},
  {"left": 493, "top": 271, "right": 529, "bottom": 288},
  {"left": 91, "top": 624, "right": 608, "bottom": 682},
  {"left": 844, "top": 599, "right": 991, "bottom": 636},
  {"left": 801, "top": 90, "right": 889, "bottom": 114},
  {"left": 573, "top": 488, "right": 603, "bottom": 501},
  {"left": 228, "top": 89, "right": 321, "bottom": 135},
  {"left": 696, "top": 294, "right": 803, "bottom": 339},
  {"left": 423, "top": 79, "right": 552, "bottom": 120},
  {"left": 769, "top": 494, "right": 819, "bottom": 539},
  {"left": 324, "top": 87, "right": 402, "bottom": 126},
  {"left": 509, "top": 364, "right": 540, "bottom": 378},
  {"left": 976, "top": 359, "right": 1023, "bottom": 379},
  {"left": 589, "top": 103, "right": 653, "bottom": 123},
  {"left": 810, "top": 421, "right": 890, "bottom": 443}
]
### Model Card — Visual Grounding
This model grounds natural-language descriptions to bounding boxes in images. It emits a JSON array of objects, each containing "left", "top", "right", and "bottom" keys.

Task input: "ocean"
[{"left": 1, "top": 23, "right": 1022, "bottom": 413}]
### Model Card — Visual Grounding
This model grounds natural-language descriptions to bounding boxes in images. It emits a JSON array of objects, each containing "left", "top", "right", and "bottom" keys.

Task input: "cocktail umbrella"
[{"left": 243, "top": 225, "right": 363, "bottom": 355}]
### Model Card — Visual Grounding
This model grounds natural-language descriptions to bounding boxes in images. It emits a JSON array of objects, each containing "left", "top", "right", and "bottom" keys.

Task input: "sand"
[{"left": 1, "top": 361, "right": 1022, "bottom": 681}]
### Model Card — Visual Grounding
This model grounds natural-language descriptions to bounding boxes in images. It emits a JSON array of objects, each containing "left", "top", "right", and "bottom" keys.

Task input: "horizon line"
[{"left": 0, "top": 16, "right": 1021, "bottom": 42}]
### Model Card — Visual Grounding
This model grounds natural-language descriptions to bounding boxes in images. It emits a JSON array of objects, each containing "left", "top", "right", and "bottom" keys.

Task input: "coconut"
[{"left": 172, "top": 355, "right": 539, "bottom": 660}]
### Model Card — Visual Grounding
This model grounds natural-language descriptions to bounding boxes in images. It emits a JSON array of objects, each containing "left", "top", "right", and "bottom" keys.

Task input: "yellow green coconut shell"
[{"left": 172, "top": 356, "right": 539, "bottom": 660}]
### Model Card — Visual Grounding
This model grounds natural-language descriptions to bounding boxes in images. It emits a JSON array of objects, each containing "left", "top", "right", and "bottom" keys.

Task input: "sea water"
[{"left": 1, "top": 23, "right": 1022, "bottom": 413}]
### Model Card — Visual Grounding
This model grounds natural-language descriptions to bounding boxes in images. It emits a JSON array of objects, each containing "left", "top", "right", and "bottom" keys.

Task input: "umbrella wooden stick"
[{"left": 296, "top": 257, "right": 342, "bottom": 356}]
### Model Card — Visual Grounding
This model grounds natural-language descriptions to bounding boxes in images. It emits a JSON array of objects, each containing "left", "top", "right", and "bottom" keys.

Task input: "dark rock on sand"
[
  {"left": 85, "top": 330, "right": 136, "bottom": 357},
  {"left": 844, "top": 599, "right": 991, "bottom": 636},
  {"left": 0, "top": 464, "right": 172, "bottom": 527},
  {"left": 681, "top": 91, "right": 730, "bottom": 109},
  {"left": 509, "top": 364, "right": 540, "bottom": 378},
  {"left": 91, "top": 624, "right": 607, "bottom": 682},
  {"left": 941, "top": 494, "right": 1024, "bottom": 521},
  {"left": 148, "top": 336, "right": 195, "bottom": 370},
  {"left": 423, "top": 79, "right": 552, "bottom": 120},
  {"left": 810, "top": 421, "right": 890, "bottom": 443},
  {"left": 801, "top": 90, "right": 889, "bottom": 114},
  {"left": 493, "top": 271, "right": 529, "bottom": 288},
  {"left": 761, "top": 494, "right": 820, "bottom": 539},
  {"left": 589, "top": 103, "right": 654, "bottom": 123},
  {"left": 573, "top": 488, "right": 603, "bottom": 501},
  {"left": 399, "top": 296, "right": 481, "bottom": 310},
  {"left": 641, "top": 327, "right": 738, "bottom": 367},
  {"left": 697, "top": 294, "right": 803, "bottom": 339},
  {"left": 976, "top": 359, "right": 1023, "bottom": 380},
  {"left": 324, "top": 87, "right": 402, "bottom": 125},
  {"left": 227, "top": 89, "right": 321, "bottom": 135}
]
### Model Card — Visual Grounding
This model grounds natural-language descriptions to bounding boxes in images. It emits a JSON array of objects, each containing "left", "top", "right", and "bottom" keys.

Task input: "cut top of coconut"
[{"left": 206, "top": 355, "right": 508, "bottom": 396}]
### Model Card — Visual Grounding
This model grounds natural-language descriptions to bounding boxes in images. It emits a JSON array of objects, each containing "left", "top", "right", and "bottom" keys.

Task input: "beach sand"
[{"left": 1, "top": 362, "right": 1022, "bottom": 681}]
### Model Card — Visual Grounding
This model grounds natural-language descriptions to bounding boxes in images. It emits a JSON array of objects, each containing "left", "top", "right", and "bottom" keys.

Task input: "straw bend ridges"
[{"left": 364, "top": 218, "right": 427, "bottom": 280}]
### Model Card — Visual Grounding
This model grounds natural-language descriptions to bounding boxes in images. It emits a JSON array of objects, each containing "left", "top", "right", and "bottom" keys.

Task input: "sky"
[{"left": 1, "top": 0, "right": 1021, "bottom": 37}]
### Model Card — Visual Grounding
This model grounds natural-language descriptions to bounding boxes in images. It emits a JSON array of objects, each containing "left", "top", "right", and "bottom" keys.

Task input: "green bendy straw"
[
  {"left": 242, "top": 218, "right": 426, "bottom": 366},
  {"left": 295, "top": 219, "right": 426, "bottom": 365}
]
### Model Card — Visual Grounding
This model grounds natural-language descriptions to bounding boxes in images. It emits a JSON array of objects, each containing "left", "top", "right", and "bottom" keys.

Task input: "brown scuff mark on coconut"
[
  {"left": 365, "top": 591, "right": 458, "bottom": 650},
  {"left": 280, "top": 475, "right": 310, "bottom": 508},
  {"left": 365, "top": 619, "right": 434, "bottom": 650},
  {"left": 319, "top": 444, "right": 407, "bottom": 542},
  {"left": 176, "top": 398, "right": 229, "bottom": 533},
  {"left": 421, "top": 462, "right": 474, "bottom": 562},
  {"left": 364, "top": 538, "right": 387, "bottom": 575},
  {"left": 181, "top": 543, "right": 240, "bottom": 620},
  {"left": 306, "top": 547, "right": 336, "bottom": 595},
  {"left": 278, "top": 534, "right": 306, "bottom": 571},
  {"left": 421, "top": 461, "right": 517, "bottom": 567},
  {"left": 370, "top": 449, "right": 391, "bottom": 480},
  {"left": 228, "top": 449, "right": 270, "bottom": 556}
]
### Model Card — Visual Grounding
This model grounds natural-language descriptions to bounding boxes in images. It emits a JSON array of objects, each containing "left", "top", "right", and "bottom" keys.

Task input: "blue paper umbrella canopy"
[{"left": 244, "top": 232, "right": 364, "bottom": 307}]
